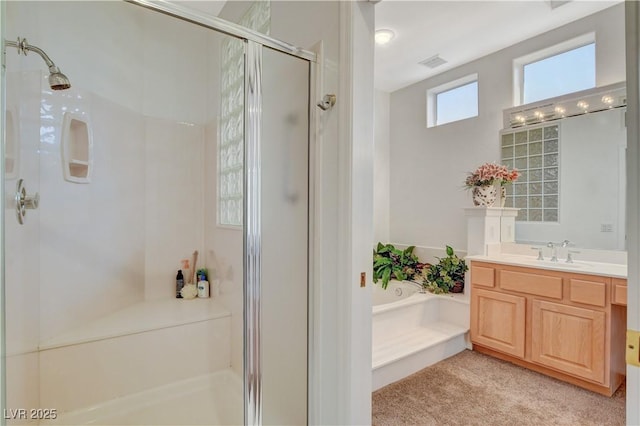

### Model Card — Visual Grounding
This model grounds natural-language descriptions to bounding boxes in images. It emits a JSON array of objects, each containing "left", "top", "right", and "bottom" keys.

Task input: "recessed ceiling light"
[{"left": 375, "top": 29, "right": 395, "bottom": 45}]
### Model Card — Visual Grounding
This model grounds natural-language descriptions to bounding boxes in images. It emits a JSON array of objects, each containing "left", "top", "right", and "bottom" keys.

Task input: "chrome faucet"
[
  {"left": 566, "top": 250, "right": 580, "bottom": 263},
  {"left": 547, "top": 242, "right": 558, "bottom": 262},
  {"left": 531, "top": 246, "right": 544, "bottom": 260}
]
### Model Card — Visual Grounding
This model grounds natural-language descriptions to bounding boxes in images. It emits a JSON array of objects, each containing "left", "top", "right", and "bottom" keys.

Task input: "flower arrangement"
[{"left": 465, "top": 162, "right": 519, "bottom": 188}]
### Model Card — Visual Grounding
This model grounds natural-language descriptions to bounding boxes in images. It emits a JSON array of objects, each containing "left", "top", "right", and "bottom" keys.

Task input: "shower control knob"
[{"left": 15, "top": 179, "right": 40, "bottom": 225}]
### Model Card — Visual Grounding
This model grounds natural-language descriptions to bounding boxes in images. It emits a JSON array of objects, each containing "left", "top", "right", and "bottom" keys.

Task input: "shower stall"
[{"left": 2, "top": 0, "right": 316, "bottom": 424}]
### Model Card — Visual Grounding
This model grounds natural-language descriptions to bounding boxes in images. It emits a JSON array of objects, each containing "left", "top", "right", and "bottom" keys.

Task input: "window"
[
  {"left": 514, "top": 34, "right": 595, "bottom": 105},
  {"left": 218, "top": 0, "right": 270, "bottom": 227},
  {"left": 501, "top": 124, "right": 560, "bottom": 223},
  {"left": 427, "top": 74, "right": 478, "bottom": 127}
]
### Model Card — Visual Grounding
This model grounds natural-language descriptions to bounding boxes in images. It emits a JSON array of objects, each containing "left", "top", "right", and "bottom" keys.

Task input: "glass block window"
[
  {"left": 218, "top": 0, "right": 270, "bottom": 226},
  {"left": 501, "top": 124, "right": 559, "bottom": 222}
]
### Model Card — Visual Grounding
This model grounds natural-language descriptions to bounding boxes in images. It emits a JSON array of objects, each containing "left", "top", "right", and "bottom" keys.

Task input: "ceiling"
[{"left": 375, "top": 0, "right": 622, "bottom": 93}]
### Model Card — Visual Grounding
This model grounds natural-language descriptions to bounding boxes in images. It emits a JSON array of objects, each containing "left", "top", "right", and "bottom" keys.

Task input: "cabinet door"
[
  {"left": 471, "top": 289, "right": 526, "bottom": 358},
  {"left": 531, "top": 300, "right": 606, "bottom": 384},
  {"left": 612, "top": 278, "right": 627, "bottom": 306}
]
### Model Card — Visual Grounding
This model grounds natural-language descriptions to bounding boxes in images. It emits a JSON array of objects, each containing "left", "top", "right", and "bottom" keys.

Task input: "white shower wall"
[{"left": 5, "top": 1, "right": 211, "bottom": 342}]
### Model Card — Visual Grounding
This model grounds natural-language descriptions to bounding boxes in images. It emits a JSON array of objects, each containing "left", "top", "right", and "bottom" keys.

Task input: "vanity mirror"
[{"left": 500, "top": 82, "right": 627, "bottom": 251}]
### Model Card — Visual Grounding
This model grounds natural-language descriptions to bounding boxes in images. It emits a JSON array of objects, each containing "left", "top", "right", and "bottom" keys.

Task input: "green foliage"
[
  {"left": 423, "top": 245, "right": 468, "bottom": 294},
  {"left": 373, "top": 243, "right": 420, "bottom": 289}
]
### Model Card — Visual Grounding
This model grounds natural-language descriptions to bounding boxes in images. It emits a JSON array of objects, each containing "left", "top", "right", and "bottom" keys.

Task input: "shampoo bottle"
[
  {"left": 197, "top": 280, "right": 210, "bottom": 298},
  {"left": 176, "top": 270, "right": 184, "bottom": 298}
]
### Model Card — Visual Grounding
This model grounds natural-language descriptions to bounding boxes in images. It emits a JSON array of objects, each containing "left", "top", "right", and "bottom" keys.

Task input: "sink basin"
[{"left": 491, "top": 255, "right": 592, "bottom": 269}]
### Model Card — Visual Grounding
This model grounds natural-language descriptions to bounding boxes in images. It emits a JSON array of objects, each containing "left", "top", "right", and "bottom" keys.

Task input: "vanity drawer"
[
  {"left": 499, "top": 269, "right": 562, "bottom": 299},
  {"left": 612, "top": 278, "right": 627, "bottom": 306},
  {"left": 471, "top": 264, "right": 495, "bottom": 288},
  {"left": 569, "top": 278, "right": 607, "bottom": 307}
]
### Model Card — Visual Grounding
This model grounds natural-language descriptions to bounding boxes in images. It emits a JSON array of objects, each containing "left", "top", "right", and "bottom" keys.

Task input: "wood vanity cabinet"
[{"left": 470, "top": 261, "right": 626, "bottom": 396}]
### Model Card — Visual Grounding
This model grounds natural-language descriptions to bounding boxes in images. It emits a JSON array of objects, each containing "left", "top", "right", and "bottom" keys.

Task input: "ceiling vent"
[{"left": 419, "top": 55, "right": 447, "bottom": 69}]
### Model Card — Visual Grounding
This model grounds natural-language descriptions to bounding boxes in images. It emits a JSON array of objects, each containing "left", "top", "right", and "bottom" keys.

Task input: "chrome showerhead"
[
  {"left": 5, "top": 37, "right": 71, "bottom": 91},
  {"left": 48, "top": 66, "right": 71, "bottom": 91}
]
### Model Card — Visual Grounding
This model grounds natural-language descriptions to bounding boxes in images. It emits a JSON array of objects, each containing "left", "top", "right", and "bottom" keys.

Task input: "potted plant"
[
  {"left": 465, "top": 162, "right": 519, "bottom": 207},
  {"left": 423, "top": 245, "right": 468, "bottom": 294},
  {"left": 373, "top": 243, "right": 428, "bottom": 289}
]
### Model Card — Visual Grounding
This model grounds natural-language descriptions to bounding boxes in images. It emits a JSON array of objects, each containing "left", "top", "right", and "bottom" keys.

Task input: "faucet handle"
[
  {"left": 547, "top": 242, "right": 555, "bottom": 248},
  {"left": 531, "top": 246, "right": 544, "bottom": 261},
  {"left": 560, "top": 240, "right": 572, "bottom": 247},
  {"left": 566, "top": 250, "right": 581, "bottom": 263}
]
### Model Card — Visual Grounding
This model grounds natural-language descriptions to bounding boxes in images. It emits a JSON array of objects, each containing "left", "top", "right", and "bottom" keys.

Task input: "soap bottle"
[
  {"left": 176, "top": 270, "right": 184, "bottom": 298},
  {"left": 197, "top": 280, "right": 210, "bottom": 298}
]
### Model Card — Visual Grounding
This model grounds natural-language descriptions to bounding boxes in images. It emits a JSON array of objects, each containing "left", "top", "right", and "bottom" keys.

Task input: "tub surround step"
[
  {"left": 40, "top": 298, "right": 231, "bottom": 350},
  {"left": 43, "top": 369, "right": 243, "bottom": 425},
  {"left": 372, "top": 321, "right": 468, "bottom": 391},
  {"left": 372, "top": 321, "right": 468, "bottom": 369}
]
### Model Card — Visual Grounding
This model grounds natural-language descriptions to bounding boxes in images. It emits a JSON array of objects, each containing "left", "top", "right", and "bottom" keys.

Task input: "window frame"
[
  {"left": 426, "top": 73, "right": 479, "bottom": 128},
  {"left": 513, "top": 33, "right": 596, "bottom": 106}
]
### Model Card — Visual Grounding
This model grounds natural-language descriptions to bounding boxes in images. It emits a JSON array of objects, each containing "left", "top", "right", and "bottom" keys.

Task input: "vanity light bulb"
[
  {"left": 554, "top": 106, "right": 566, "bottom": 115},
  {"left": 601, "top": 95, "right": 614, "bottom": 108},
  {"left": 577, "top": 101, "right": 589, "bottom": 110}
]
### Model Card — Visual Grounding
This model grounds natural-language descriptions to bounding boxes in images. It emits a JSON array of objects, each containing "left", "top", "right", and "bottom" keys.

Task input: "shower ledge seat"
[{"left": 39, "top": 298, "right": 231, "bottom": 350}]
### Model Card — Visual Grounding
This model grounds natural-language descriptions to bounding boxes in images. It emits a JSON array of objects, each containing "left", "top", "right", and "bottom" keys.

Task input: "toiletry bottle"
[
  {"left": 197, "top": 280, "right": 210, "bottom": 298},
  {"left": 176, "top": 270, "right": 184, "bottom": 298}
]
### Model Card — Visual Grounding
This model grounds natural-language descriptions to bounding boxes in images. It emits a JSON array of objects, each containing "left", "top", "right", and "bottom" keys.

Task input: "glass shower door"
[{"left": 259, "top": 46, "right": 310, "bottom": 425}]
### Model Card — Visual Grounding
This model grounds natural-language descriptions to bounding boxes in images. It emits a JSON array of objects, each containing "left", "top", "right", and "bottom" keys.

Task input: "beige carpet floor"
[{"left": 372, "top": 350, "right": 625, "bottom": 426}]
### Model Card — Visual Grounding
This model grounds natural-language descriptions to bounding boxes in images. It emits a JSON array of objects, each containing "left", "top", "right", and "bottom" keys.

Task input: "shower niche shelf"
[{"left": 62, "top": 111, "right": 93, "bottom": 183}]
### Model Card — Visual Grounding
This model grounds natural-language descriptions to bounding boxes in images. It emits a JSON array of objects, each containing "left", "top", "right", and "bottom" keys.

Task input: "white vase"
[{"left": 472, "top": 184, "right": 497, "bottom": 207}]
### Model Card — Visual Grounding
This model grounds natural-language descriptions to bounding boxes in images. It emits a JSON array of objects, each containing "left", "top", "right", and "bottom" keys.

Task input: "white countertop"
[{"left": 466, "top": 254, "right": 627, "bottom": 279}]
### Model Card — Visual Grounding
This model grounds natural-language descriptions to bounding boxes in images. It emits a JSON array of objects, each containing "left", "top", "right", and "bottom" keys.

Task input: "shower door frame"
[{"left": 124, "top": 1, "right": 318, "bottom": 425}]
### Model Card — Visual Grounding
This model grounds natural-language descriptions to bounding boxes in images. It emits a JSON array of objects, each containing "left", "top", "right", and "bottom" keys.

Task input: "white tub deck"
[{"left": 372, "top": 289, "right": 470, "bottom": 391}]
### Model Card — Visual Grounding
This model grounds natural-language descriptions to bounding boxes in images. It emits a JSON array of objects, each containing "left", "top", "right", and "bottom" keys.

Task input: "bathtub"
[
  {"left": 372, "top": 281, "right": 470, "bottom": 390},
  {"left": 372, "top": 279, "right": 422, "bottom": 306}
]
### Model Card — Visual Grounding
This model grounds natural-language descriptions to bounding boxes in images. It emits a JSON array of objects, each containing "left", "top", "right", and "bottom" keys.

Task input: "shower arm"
[{"left": 5, "top": 38, "right": 60, "bottom": 73}]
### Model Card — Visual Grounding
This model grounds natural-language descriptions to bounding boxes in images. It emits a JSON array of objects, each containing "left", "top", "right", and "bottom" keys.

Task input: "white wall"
[
  {"left": 374, "top": 90, "right": 390, "bottom": 243},
  {"left": 386, "top": 4, "right": 625, "bottom": 252},
  {"left": 5, "top": 1, "right": 210, "bottom": 341}
]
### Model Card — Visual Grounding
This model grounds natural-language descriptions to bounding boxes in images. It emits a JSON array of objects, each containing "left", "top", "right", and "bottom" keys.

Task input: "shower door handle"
[{"left": 15, "top": 179, "right": 39, "bottom": 225}]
